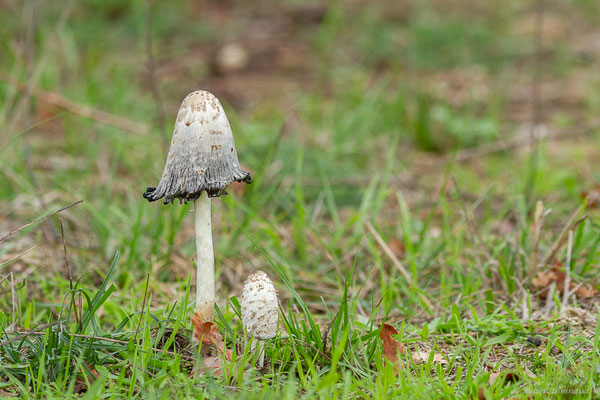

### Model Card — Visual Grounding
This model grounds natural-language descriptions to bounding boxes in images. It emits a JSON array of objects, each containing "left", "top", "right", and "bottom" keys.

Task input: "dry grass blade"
[
  {"left": 538, "top": 206, "right": 586, "bottom": 272},
  {"left": 0, "top": 71, "right": 148, "bottom": 136},
  {"left": 0, "top": 330, "right": 194, "bottom": 361},
  {"left": 532, "top": 266, "right": 597, "bottom": 300},
  {"left": 561, "top": 230, "right": 573, "bottom": 311},
  {"left": 0, "top": 322, "right": 59, "bottom": 346},
  {"left": 133, "top": 273, "right": 151, "bottom": 344},
  {"left": 451, "top": 177, "right": 489, "bottom": 282},
  {"left": 59, "top": 218, "right": 73, "bottom": 290},
  {"left": 455, "top": 119, "right": 600, "bottom": 163},
  {"left": 305, "top": 120, "right": 600, "bottom": 189},
  {"left": 59, "top": 218, "right": 80, "bottom": 324},
  {"left": 366, "top": 221, "right": 435, "bottom": 310},
  {"left": 145, "top": 0, "right": 166, "bottom": 148},
  {"left": 0, "top": 199, "right": 83, "bottom": 243},
  {"left": 529, "top": 201, "right": 545, "bottom": 278},
  {"left": 0, "top": 245, "right": 36, "bottom": 267},
  {"left": 10, "top": 272, "right": 17, "bottom": 327}
]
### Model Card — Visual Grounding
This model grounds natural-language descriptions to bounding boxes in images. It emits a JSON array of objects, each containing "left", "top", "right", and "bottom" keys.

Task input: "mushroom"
[
  {"left": 240, "top": 271, "right": 278, "bottom": 368},
  {"left": 143, "top": 90, "right": 251, "bottom": 324}
]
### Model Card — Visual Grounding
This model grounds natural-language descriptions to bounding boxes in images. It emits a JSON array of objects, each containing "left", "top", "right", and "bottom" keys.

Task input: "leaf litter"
[
  {"left": 191, "top": 311, "right": 234, "bottom": 377},
  {"left": 531, "top": 266, "right": 598, "bottom": 299}
]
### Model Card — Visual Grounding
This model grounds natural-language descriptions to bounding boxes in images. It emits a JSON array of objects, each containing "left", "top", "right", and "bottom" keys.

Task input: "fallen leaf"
[
  {"left": 192, "top": 355, "right": 229, "bottom": 378},
  {"left": 532, "top": 267, "right": 597, "bottom": 299},
  {"left": 85, "top": 362, "right": 99, "bottom": 378},
  {"left": 581, "top": 183, "right": 600, "bottom": 208},
  {"left": 478, "top": 365, "right": 534, "bottom": 400},
  {"left": 379, "top": 323, "right": 405, "bottom": 367},
  {"left": 191, "top": 311, "right": 221, "bottom": 347},
  {"left": 488, "top": 371, "right": 503, "bottom": 386},
  {"left": 190, "top": 311, "right": 234, "bottom": 376}
]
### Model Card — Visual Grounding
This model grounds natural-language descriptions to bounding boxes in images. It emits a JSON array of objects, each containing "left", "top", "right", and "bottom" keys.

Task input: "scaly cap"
[{"left": 143, "top": 90, "right": 251, "bottom": 204}]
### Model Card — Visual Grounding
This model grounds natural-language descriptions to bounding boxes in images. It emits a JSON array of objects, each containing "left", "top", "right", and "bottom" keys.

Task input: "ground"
[{"left": 1, "top": 0, "right": 600, "bottom": 398}]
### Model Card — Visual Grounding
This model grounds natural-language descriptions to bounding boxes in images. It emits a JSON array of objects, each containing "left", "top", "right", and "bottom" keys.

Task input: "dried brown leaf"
[
  {"left": 581, "top": 183, "right": 600, "bottom": 208},
  {"left": 191, "top": 311, "right": 233, "bottom": 361},
  {"left": 191, "top": 311, "right": 220, "bottom": 345},
  {"left": 532, "top": 267, "right": 597, "bottom": 299},
  {"left": 191, "top": 355, "right": 228, "bottom": 377},
  {"left": 379, "top": 323, "right": 405, "bottom": 367}
]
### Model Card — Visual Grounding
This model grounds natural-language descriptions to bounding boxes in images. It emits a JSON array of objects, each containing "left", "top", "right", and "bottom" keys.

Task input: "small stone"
[
  {"left": 215, "top": 43, "right": 249, "bottom": 74},
  {"left": 526, "top": 336, "right": 542, "bottom": 346}
]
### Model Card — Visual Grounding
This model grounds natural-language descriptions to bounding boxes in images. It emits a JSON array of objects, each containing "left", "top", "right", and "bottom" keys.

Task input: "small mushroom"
[
  {"left": 143, "top": 90, "right": 251, "bottom": 324},
  {"left": 241, "top": 271, "right": 278, "bottom": 368}
]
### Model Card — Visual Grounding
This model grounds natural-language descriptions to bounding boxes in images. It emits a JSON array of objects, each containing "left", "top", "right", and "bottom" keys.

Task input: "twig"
[
  {"left": 365, "top": 221, "right": 435, "bottom": 310},
  {"left": 0, "top": 71, "right": 148, "bottom": 136},
  {"left": 561, "top": 230, "right": 573, "bottom": 312},
  {"left": 145, "top": 0, "right": 167, "bottom": 148},
  {"left": 133, "top": 273, "right": 151, "bottom": 344},
  {"left": 0, "top": 199, "right": 83, "bottom": 243}
]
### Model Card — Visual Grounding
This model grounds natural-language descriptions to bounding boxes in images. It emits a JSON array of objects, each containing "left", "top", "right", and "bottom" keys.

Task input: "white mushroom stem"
[
  {"left": 251, "top": 337, "right": 265, "bottom": 368},
  {"left": 194, "top": 191, "right": 214, "bottom": 322}
]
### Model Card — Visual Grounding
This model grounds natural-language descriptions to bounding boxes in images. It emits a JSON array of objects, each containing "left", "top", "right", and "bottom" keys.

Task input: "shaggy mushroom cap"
[
  {"left": 143, "top": 90, "right": 251, "bottom": 204},
  {"left": 241, "top": 271, "right": 278, "bottom": 340}
]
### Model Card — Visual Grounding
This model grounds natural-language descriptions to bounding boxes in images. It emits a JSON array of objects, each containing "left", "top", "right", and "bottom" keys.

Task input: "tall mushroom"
[
  {"left": 241, "top": 271, "right": 279, "bottom": 368},
  {"left": 143, "top": 90, "right": 251, "bottom": 324}
]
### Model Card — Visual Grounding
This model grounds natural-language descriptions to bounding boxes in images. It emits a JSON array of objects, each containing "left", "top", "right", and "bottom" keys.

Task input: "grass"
[{"left": 1, "top": 0, "right": 600, "bottom": 398}]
